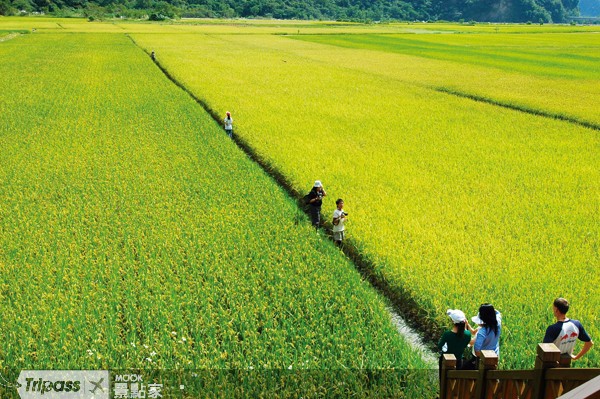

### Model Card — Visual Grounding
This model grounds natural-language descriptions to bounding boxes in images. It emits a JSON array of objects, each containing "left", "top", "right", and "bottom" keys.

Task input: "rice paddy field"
[
  {"left": 0, "top": 16, "right": 599, "bottom": 396},
  {"left": 0, "top": 26, "right": 434, "bottom": 397},
  {"left": 131, "top": 23, "right": 600, "bottom": 369}
]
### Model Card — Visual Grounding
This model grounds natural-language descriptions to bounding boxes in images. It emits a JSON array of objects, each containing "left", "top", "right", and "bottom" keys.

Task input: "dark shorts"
[{"left": 309, "top": 206, "right": 321, "bottom": 227}]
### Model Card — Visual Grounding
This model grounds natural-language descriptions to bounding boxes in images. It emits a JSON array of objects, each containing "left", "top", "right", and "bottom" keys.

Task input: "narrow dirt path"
[{"left": 125, "top": 33, "right": 440, "bottom": 367}]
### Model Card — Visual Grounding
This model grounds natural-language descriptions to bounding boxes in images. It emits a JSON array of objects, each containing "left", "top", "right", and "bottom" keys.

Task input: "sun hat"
[
  {"left": 314, "top": 180, "right": 322, "bottom": 188},
  {"left": 472, "top": 303, "right": 501, "bottom": 325},
  {"left": 446, "top": 309, "right": 466, "bottom": 324}
]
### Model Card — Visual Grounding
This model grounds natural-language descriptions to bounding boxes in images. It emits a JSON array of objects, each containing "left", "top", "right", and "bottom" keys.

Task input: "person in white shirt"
[
  {"left": 224, "top": 111, "right": 233, "bottom": 138},
  {"left": 543, "top": 298, "right": 593, "bottom": 363},
  {"left": 332, "top": 199, "right": 347, "bottom": 246}
]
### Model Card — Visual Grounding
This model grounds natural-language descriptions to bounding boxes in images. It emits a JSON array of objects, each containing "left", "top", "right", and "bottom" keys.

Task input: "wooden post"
[
  {"left": 559, "top": 353, "right": 573, "bottom": 368},
  {"left": 441, "top": 354, "right": 457, "bottom": 399},
  {"left": 475, "top": 350, "right": 498, "bottom": 399},
  {"left": 533, "top": 343, "right": 560, "bottom": 399},
  {"left": 440, "top": 353, "right": 456, "bottom": 399}
]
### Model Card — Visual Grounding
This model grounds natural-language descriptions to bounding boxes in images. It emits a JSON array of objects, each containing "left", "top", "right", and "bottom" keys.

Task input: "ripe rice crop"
[
  {"left": 293, "top": 32, "right": 600, "bottom": 128},
  {"left": 0, "top": 31, "right": 435, "bottom": 397},
  {"left": 131, "top": 30, "right": 600, "bottom": 369}
]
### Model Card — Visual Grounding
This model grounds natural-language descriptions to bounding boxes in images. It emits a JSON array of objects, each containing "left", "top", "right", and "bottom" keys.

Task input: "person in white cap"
[
  {"left": 223, "top": 111, "right": 233, "bottom": 138},
  {"left": 438, "top": 309, "right": 472, "bottom": 376},
  {"left": 306, "top": 180, "right": 326, "bottom": 230}
]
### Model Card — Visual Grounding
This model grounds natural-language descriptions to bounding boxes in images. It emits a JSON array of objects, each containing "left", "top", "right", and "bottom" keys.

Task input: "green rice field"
[{"left": 0, "top": 16, "right": 598, "bottom": 396}]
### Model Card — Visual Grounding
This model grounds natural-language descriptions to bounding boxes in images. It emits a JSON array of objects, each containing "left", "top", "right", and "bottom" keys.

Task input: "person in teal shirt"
[{"left": 438, "top": 309, "right": 472, "bottom": 378}]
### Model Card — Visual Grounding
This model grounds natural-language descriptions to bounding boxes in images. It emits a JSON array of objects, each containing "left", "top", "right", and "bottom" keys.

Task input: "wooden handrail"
[
  {"left": 556, "top": 375, "right": 600, "bottom": 399},
  {"left": 439, "top": 343, "right": 600, "bottom": 399}
]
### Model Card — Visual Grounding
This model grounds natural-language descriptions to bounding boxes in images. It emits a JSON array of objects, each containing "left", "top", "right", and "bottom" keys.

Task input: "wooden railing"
[{"left": 441, "top": 344, "right": 600, "bottom": 399}]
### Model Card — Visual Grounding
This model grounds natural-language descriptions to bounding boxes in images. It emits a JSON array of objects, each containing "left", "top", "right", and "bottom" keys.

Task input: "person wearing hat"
[
  {"left": 223, "top": 111, "right": 233, "bottom": 138},
  {"left": 543, "top": 298, "right": 593, "bottom": 363},
  {"left": 438, "top": 309, "right": 472, "bottom": 377},
  {"left": 471, "top": 303, "right": 502, "bottom": 358},
  {"left": 306, "top": 181, "right": 326, "bottom": 231},
  {"left": 459, "top": 304, "right": 502, "bottom": 370}
]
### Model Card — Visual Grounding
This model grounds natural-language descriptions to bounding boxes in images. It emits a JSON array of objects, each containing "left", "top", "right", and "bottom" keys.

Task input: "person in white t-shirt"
[
  {"left": 332, "top": 198, "right": 347, "bottom": 246},
  {"left": 224, "top": 111, "right": 233, "bottom": 138},
  {"left": 543, "top": 298, "right": 593, "bottom": 363}
]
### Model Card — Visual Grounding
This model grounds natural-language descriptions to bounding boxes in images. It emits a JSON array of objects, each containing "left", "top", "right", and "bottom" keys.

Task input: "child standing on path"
[{"left": 332, "top": 199, "right": 347, "bottom": 246}]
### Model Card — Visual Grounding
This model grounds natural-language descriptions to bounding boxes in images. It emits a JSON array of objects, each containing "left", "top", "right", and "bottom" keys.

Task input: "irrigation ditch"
[
  {"left": 126, "top": 33, "right": 441, "bottom": 366},
  {"left": 434, "top": 86, "right": 600, "bottom": 131}
]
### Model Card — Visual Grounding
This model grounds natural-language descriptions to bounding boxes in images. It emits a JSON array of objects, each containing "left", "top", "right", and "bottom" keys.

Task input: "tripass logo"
[{"left": 16, "top": 371, "right": 109, "bottom": 399}]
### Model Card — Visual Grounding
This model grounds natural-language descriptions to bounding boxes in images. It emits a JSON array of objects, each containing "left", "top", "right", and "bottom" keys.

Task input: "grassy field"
[
  {"left": 0, "top": 29, "right": 435, "bottom": 397},
  {"left": 0, "top": 15, "right": 598, "bottom": 387},
  {"left": 293, "top": 32, "right": 600, "bottom": 128},
  {"left": 130, "top": 26, "right": 599, "bottom": 369}
]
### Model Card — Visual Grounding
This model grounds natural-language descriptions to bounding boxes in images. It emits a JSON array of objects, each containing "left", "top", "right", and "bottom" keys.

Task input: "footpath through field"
[
  {"left": 130, "top": 28, "right": 600, "bottom": 370},
  {"left": 0, "top": 29, "right": 437, "bottom": 397}
]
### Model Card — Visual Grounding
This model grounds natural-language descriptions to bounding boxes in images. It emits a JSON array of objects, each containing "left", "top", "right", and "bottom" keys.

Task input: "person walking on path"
[
  {"left": 438, "top": 309, "right": 471, "bottom": 378},
  {"left": 306, "top": 181, "right": 326, "bottom": 231},
  {"left": 224, "top": 111, "right": 233, "bottom": 138},
  {"left": 543, "top": 297, "right": 593, "bottom": 363},
  {"left": 332, "top": 198, "right": 347, "bottom": 246}
]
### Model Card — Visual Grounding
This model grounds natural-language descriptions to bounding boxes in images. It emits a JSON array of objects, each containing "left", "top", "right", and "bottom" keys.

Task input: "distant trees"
[
  {"left": 3, "top": 0, "right": 581, "bottom": 22},
  {"left": 0, "top": 0, "right": 15, "bottom": 15},
  {"left": 427, "top": 0, "right": 577, "bottom": 22}
]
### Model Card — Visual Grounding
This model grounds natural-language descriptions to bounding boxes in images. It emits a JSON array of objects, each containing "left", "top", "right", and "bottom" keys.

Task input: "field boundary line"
[
  {"left": 434, "top": 86, "right": 600, "bottom": 131},
  {"left": 279, "top": 36, "right": 599, "bottom": 131},
  {"left": 0, "top": 32, "right": 21, "bottom": 43},
  {"left": 124, "top": 34, "right": 305, "bottom": 200},
  {"left": 124, "top": 33, "right": 443, "bottom": 356}
]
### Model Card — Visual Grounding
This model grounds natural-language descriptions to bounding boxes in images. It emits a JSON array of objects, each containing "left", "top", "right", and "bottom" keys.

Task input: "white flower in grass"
[
  {"left": 146, "top": 358, "right": 153, "bottom": 363},
  {"left": 87, "top": 349, "right": 93, "bottom": 356},
  {"left": 131, "top": 342, "right": 136, "bottom": 348},
  {"left": 287, "top": 365, "right": 293, "bottom": 370},
  {"left": 171, "top": 331, "right": 177, "bottom": 336},
  {"left": 150, "top": 351, "right": 157, "bottom": 357},
  {"left": 144, "top": 345, "right": 149, "bottom": 349}
]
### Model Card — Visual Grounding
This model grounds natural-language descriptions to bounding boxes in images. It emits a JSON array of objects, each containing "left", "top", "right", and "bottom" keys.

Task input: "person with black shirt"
[{"left": 306, "top": 180, "right": 326, "bottom": 230}]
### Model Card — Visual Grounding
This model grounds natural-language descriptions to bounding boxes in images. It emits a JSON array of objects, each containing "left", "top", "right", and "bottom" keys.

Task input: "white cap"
[
  {"left": 446, "top": 309, "right": 466, "bottom": 324},
  {"left": 314, "top": 180, "right": 322, "bottom": 188}
]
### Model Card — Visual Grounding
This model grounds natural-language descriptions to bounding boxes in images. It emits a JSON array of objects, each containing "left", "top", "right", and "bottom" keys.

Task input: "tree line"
[{"left": 0, "top": 0, "right": 586, "bottom": 23}]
